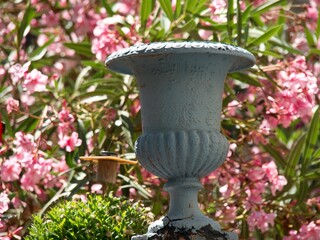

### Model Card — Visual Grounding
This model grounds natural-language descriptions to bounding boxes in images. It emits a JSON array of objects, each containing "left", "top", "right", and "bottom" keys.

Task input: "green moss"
[{"left": 25, "top": 194, "right": 153, "bottom": 240}]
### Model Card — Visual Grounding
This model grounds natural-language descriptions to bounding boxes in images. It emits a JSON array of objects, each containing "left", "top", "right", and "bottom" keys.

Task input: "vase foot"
[{"left": 131, "top": 220, "right": 237, "bottom": 240}]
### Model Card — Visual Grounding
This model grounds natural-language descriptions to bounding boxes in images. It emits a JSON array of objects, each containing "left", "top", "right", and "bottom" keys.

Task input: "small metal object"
[{"left": 80, "top": 151, "right": 137, "bottom": 183}]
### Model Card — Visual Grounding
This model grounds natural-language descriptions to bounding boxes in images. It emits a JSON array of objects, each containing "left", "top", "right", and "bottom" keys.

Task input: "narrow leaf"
[
  {"left": 284, "top": 134, "right": 306, "bottom": 178},
  {"left": 64, "top": 42, "right": 94, "bottom": 57},
  {"left": 227, "top": 0, "right": 235, "bottom": 40},
  {"left": 229, "top": 72, "right": 262, "bottom": 87},
  {"left": 159, "top": 0, "right": 174, "bottom": 21},
  {"left": 236, "top": 0, "right": 242, "bottom": 46},
  {"left": 77, "top": 119, "right": 88, "bottom": 156},
  {"left": 296, "top": 181, "right": 309, "bottom": 205},
  {"left": 252, "top": 0, "right": 286, "bottom": 16},
  {"left": 241, "top": 4, "right": 252, "bottom": 23},
  {"left": 302, "top": 107, "right": 319, "bottom": 167},
  {"left": 101, "top": 0, "right": 114, "bottom": 16},
  {"left": 17, "top": 5, "right": 35, "bottom": 48},
  {"left": 185, "top": 0, "right": 197, "bottom": 13},
  {"left": 248, "top": 25, "right": 282, "bottom": 47},
  {"left": 263, "top": 144, "right": 286, "bottom": 169},
  {"left": 172, "top": 19, "right": 198, "bottom": 34},
  {"left": 140, "top": 0, "right": 153, "bottom": 27},
  {"left": 305, "top": 27, "right": 316, "bottom": 47},
  {"left": 175, "top": 0, "right": 182, "bottom": 18},
  {"left": 316, "top": 9, "right": 320, "bottom": 38},
  {"left": 29, "top": 37, "right": 55, "bottom": 61}
]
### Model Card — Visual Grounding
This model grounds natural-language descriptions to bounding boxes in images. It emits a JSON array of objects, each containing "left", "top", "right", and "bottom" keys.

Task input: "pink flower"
[
  {"left": 215, "top": 205, "right": 237, "bottom": 224},
  {"left": 13, "top": 132, "right": 36, "bottom": 153},
  {"left": 246, "top": 186, "right": 265, "bottom": 205},
  {"left": 0, "top": 157, "right": 22, "bottom": 182},
  {"left": 6, "top": 97, "right": 19, "bottom": 113},
  {"left": 40, "top": 10, "right": 60, "bottom": 27},
  {"left": 58, "top": 108, "right": 75, "bottom": 123},
  {"left": 262, "top": 161, "right": 278, "bottom": 182},
  {"left": 247, "top": 167, "right": 265, "bottom": 181},
  {"left": 91, "top": 16, "right": 140, "bottom": 61},
  {"left": 21, "top": 93, "right": 35, "bottom": 106},
  {"left": 113, "top": 0, "right": 139, "bottom": 15},
  {"left": 209, "top": 0, "right": 227, "bottom": 23},
  {"left": 284, "top": 221, "right": 320, "bottom": 240},
  {"left": 58, "top": 132, "right": 82, "bottom": 152},
  {"left": 270, "top": 175, "right": 287, "bottom": 195},
  {"left": 130, "top": 99, "right": 141, "bottom": 117},
  {"left": 306, "top": 6, "right": 318, "bottom": 31},
  {"left": 23, "top": 69, "right": 48, "bottom": 93},
  {"left": 12, "top": 197, "right": 26, "bottom": 209},
  {"left": 247, "top": 210, "right": 276, "bottom": 233},
  {"left": 8, "top": 62, "right": 30, "bottom": 84},
  {"left": 226, "top": 100, "right": 241, "bottom": 116},
  {"left": 266, "top": 56, "right": 318, "bottom": 128},
  {"left": 20, "top": 157, "right": 51, "bottom": 192},
  {"left": 0, "top": 192, "right": 10, "bottom": 214}
]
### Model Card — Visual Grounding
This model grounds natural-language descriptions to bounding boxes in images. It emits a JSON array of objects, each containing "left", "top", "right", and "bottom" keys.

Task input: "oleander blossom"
[
  {"left": 57, "top": 104, "right": 82, "bottom": 152},
  {"left": 13, "top": 132, "right": 36, "bottom": 153},
  {"left": 58, "top": 132, "right": 82, "bottom": 152},
  {"left": 284, "top": 221, "right": 320, "bottom": 240},
  {"left": 247, "top": 210, "right": 276, "bottom": 233},
  {"left": 266, "top": 56, "right": 318, "bottom": 128},
  {"left": 209, "top": 0, "right": 227, "bottom": 23},
  {"left": 0, "top": 192, "right": 10, "bottom": 214},
  {"left": 91, "top": 16, "right": 140, "bottom": 61},
  {"left": 8, "top": 61, "right": 30, "bottom": 85},
  {"left": 23, "top": 69, "right": 49, "bottom": 94},
  {"left": 6, "top": 97, "right": 19, "bottom": 113},
  {"left": 0, "top": 156, "right": 22, "bottom": 182}
]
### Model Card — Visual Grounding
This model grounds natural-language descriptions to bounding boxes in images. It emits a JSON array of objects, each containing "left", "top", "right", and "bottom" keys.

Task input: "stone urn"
[{"left": 106, "top": 42, "right": 255, "bottom": 240}]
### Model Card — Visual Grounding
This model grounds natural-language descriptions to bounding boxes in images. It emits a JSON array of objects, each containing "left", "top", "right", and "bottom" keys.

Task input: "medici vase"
[{"left": 106, "top": 42, "right": 255, "bottom": 239}]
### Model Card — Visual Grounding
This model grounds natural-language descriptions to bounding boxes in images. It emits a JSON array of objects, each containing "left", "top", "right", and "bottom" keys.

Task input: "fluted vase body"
[{"left": 106, "top": 42, "right": 255, "bottom": 239}]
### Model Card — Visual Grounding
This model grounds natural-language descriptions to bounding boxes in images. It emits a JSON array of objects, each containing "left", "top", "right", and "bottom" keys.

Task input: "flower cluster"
[
  {"left": 265, "top": 56, "right": 318, "bottom": 128},
  {"left": 91, "top": 15, "right": 141, "bottom": 61},
  {"left": 284, "top": 221, "right": 320, "bottom": 240},
  {"left": 57, "top": 102, "right": 82, "bottom": 152}
]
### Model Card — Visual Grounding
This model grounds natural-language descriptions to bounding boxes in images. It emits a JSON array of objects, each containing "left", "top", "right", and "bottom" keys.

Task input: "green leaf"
[
  {"left": 236, "top": 0, "right": 242, "bottom": 46},
  {"left": 316, "top": 9, "right": 320, "bottom": 38},
  {"left": 81, "top": 60, "right": 107, "bottom": 71},
  {"left": 263, "top": 144, "right": 286, "bottom": 169},
  {"left": 77, "top": 119, "right": 88, "bottom": 156},
  {"left": 302, "top": 107, "right": 319, "bottom": 167},
  {"left": 284, "top": 134, "right": 306, "bottom": 178},
  {"left": 248, "top": 25, "right": 282, "bottom": 47},
  {"left": 241, "top": 4, "right": 252, "bottom": 23},
  {"left": 185, "top": 0, "right": 197, "bottom": 13},
  {"left": 251, "top": 0, "right": 286, "bottom": 16},
  {"left": 74, "top": 66, "right": 91, "bottom": 93},
  {"left": 174, "top": 0, "right": 182, "bottom": 18},
  {"left": 252, "top": 49, "right": 283, "bottom": 59},
  {"left": 229, "top": 72, "right": 262, "bottom": 87},
  {"left": 227, "top": 0, "right": 235, "bottom": 40},
  {"left": 140, "top": 0, "right": 153, "bottom": 28},
  {"left": 65, "top": 150, "right": 77, "bottom": 168},
  {"left": 296, "top": 180, "right": 309, "bottom": 205},
  {"left": 63, "top": 42, "right": 94, "bottom": 58},
  {"left": 101, "top": 0, "right": 114, "bottom": 16},
  {"left": 29, "top": 37, "right": 55, "bottom": 61},
  {"left": 159, "top": 0, "right": 174, "bottom": 21},
  {"left": 305, "top": 27, "right": 316, "bottom": 47},
  {"left": 17, "top": 5, "right": 35, "bottom": 48},
  {"left": 193, "top": 0, "right": 208, "bottom": 14},
  {"left": 172, "top": 19, "right": 198, "bottom": 34}
]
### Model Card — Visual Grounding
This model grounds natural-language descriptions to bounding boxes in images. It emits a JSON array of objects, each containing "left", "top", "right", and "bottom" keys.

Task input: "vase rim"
[{"left": 105, "top": 41, "right": 255, "bottom": 74}]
